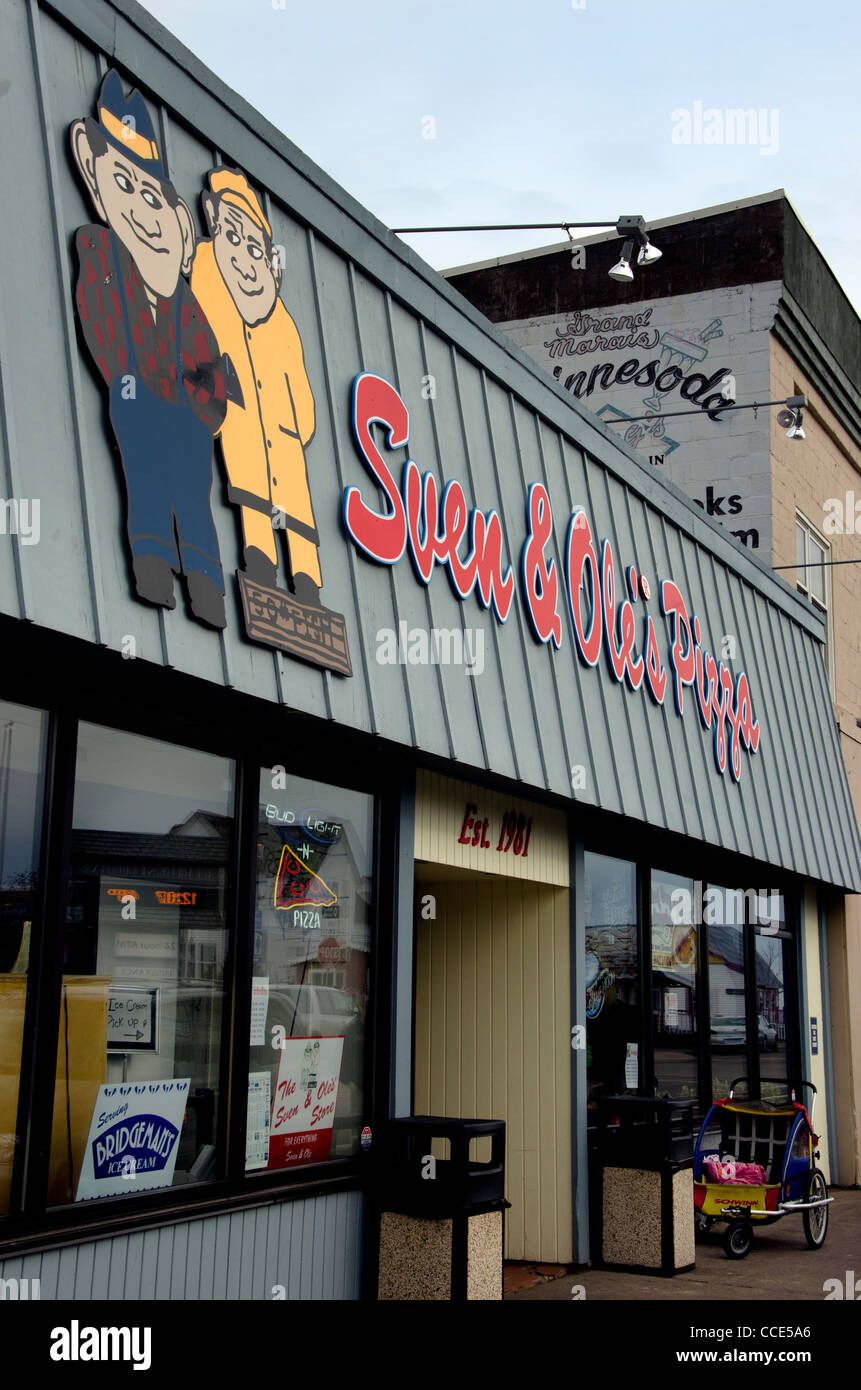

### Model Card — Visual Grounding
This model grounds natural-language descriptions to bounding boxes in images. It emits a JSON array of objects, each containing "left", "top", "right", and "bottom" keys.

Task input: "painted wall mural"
[
  {"left": 499, "top": 284, "right": 781, "bottom": 557},
  {"left": 70, "top": 69, "right": 351, "bottom": 674}
]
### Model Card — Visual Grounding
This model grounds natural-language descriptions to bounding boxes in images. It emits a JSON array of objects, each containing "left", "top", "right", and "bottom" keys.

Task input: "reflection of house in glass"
[
  {"left": 62, "top": 810, "right": 236, "bottom": 1177},
  {"left": 708, "top": 924, "right": 784, "bottom": 1035},
  {"left": 66, "top": 811, "right": 231, "bottom": 982}
]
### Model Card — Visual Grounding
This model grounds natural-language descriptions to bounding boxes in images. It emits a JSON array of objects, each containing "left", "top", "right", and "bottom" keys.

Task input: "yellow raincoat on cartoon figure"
[{"left": 191, "top": 169, "right": 321, "bottom": 593}]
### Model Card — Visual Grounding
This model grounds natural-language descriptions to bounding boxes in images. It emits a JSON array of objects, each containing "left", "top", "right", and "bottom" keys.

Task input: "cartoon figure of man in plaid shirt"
[{"left": 70, "top": 70, "right": 228, "bottom": 628}]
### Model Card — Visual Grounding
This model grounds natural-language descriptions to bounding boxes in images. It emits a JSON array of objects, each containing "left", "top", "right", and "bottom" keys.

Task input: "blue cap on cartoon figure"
[{"left": 90, "top": 68, "right": 166, "bottom": 179}]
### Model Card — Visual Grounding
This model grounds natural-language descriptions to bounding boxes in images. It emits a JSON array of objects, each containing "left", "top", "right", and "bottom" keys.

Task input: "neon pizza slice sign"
[
  {"left": 273, "top": 845, "right": 338, "bottom": 910},
  {"left": 343, "top": 372, "right": 761, "bottom": 782}
]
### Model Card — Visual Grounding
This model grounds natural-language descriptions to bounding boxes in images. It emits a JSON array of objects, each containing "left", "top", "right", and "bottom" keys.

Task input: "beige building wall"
[
  {"left": 414, "top": 770, "right": 569, "bottom": 887},
  {"left": 771, "top": 335, "right": 861, "bottom": 1182},
  {"left": 413, "top": 870, "right": 572, "bottom": 1262}
]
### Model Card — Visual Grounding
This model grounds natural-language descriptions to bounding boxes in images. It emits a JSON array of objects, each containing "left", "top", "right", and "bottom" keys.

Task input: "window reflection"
[
  {"left": 585, "top": 852, "right": 639, "bottom": 1112},
  {"left": 755, "top": 896, "right": 789, "bottom": 1101},
  {"left": 51, "top": 725, "right": 234, "bottom": 1204},
  {"left": 707, "top": 884, "right": 750, "bottom": 1101},
  {"left": 651, "top": 871, "right": 699, "bottom": 1110},
  {"left": 248, "top": 774, "right": 372, "bottom": 1172},
  {"left": 0, "top": 702, "right": 48, "bottom": 1215}
]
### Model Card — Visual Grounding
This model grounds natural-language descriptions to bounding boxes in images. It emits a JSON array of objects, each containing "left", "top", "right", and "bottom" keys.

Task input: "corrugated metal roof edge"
[{"left": 47, "top": 0, "right": 828, "bottom": 647}]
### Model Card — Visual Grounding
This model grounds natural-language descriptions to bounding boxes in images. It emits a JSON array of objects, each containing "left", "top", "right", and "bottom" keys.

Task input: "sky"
[{"left": 137, "top": 0, "right": 861, "bottom": 314}]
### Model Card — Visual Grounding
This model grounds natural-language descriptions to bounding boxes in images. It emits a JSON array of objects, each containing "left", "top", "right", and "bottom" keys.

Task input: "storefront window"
[
  {"left": 755, "top": 895, "right": 790, "bottom": 1101},
  {"left": 650, "top": 871, "right": 699, "bottom": 1110},
  {"left": 0, "top": 702, "right": 48, "bottom": 1215},
  {"left": 50, "top": 724, "right": 234, "bottom": 1204},
  {"left": 707, "top": 885, "right": 750, "bottom": 1101},
  {"left": 248, "top": 771, "right": 372, "bottom": 1172},
  {"left": 584, "top": 852, "right": 639, "bottom": 1113}
]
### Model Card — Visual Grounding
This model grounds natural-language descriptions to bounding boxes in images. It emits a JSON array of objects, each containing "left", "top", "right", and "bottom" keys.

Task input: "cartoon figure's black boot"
[
  {"left": 187, "top": 570, "right": 227, "bottom": 629},
  {"left": 133, "top": 555, "right": 176, "bottom": 609}
]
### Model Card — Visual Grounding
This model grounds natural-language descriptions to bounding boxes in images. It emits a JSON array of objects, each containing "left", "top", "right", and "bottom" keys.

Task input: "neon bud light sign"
[{"left": 344, "top": 372, "right": 761, "bottom": 781}]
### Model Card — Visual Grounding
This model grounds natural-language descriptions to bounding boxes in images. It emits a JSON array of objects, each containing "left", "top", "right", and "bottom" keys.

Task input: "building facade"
[
  {"left": 0, "top": 1, "right": 859, "bottom": 1295},
  {"left": 447, "top": 193, "right": 861, "bottom": 1185}
]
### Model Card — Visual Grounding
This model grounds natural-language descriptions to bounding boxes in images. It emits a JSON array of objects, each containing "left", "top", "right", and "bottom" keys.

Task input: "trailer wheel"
[
  {"left": 802, "top": 1169, "right": 828, "bottom": 1249},
  {"left": 723, "top": 1220, "right": 753, "bottom": 1259}
]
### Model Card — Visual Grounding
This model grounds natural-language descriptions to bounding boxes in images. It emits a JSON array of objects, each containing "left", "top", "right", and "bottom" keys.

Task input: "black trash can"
[
  {"left": 594, "top": 1097, "right": 695, "bottom": 1276},
  {"left": 373, "top": 1116, "right": 507, "bottom": 1301}
]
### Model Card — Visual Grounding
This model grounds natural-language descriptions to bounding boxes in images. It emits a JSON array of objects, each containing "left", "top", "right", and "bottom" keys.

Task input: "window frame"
[
  {"left": 647, "top": 868, "right": 703, "bottom": 1115},
  {"left": 795, "top": 510, "right": 835, "bottom": 696},
  {"left": 0, "top": 631, "right": 392, "bottom": 1254},
  {"left": 582, "top": 821, "right": 804, "bottom": 1129}
]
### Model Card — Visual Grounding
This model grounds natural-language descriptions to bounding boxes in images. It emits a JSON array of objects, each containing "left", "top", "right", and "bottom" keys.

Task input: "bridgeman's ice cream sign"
[{"left": 76, "top": 1080, "right": 189, "bottom": 1200}]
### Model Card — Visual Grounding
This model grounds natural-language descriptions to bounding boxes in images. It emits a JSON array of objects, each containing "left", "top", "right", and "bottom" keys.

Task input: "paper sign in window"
[{"left": 268, "top": 1036, "right": 344, "bottom": 1168}]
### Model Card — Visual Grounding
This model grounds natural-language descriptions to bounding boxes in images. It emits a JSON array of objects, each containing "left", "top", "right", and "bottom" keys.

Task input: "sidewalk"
[{"left": 505, "top": 1188, "right": 861, "bottom": 1300}]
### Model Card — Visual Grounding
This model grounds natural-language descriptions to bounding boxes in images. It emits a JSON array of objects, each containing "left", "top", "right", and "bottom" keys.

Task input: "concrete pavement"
[{"left": 505, "top": 1188, "right": 861, "bottom": 1300}]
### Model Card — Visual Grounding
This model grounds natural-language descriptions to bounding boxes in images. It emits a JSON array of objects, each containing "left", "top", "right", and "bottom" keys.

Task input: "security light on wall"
[{"left": 777, "top": 399, "right": 806, "bottom": 440}]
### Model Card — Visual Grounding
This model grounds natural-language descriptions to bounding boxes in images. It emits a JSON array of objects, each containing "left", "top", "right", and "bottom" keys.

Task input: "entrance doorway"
[{"left": 413, "top": 863, "right": 572, "bottom": 1262}]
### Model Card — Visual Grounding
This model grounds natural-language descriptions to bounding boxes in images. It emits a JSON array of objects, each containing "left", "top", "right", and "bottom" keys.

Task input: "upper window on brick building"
[{"left": 796, "top": 512, "right": 835, "bottom": 697}]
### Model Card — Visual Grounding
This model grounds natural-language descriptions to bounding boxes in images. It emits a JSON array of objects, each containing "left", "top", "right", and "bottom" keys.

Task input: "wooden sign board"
[{"left": 238, "top": 574, "right": 352, "bottom": 676}]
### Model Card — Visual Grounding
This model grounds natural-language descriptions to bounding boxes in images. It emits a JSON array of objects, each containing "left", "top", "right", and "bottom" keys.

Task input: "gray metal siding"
[
  {"left": 1, "top": 0, "right": 859, "bottom": 889},
  {"left": 0, "top": 1190, "right": 364, "bottom": 1298}
]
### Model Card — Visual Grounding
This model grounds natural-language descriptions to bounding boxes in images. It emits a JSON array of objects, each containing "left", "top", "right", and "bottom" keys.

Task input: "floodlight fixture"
[
  {"left": 608, "top": 240, "right": 635, "bottom": 283},
  {"left": 637, "top": 240, "right": 662, "bottom": 265}
]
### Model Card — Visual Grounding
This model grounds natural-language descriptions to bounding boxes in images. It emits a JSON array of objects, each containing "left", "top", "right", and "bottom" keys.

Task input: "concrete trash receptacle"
[
  {"left": 595, "top": 1097, "right": 695, "bottom": 1276},
  {"left": 374, "top": 1116, "right": 507, "bottom": 1300}
]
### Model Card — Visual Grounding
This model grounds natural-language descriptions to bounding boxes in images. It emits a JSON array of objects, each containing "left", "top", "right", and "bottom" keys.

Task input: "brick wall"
[{"left": 770, "top": 336, "right": 861, "bottom": 777}]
